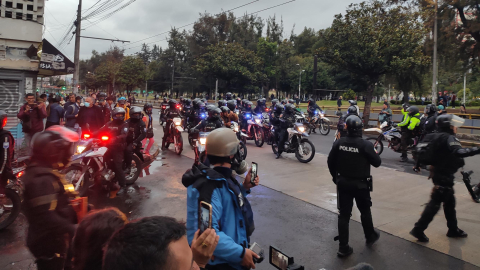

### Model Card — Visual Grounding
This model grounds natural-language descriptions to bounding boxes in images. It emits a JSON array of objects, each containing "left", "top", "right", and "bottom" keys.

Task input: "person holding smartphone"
[{"left": 183, "top": 128, "right": 260, "bottom": 270}]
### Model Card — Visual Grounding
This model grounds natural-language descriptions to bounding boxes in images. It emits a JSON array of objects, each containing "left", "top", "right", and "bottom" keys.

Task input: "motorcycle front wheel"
[
  {"left": 319, "top": 120, "right": 331, "bottom": 135},
  {"left": 366, "top": 138, "right": 384, "bottom": 155},
  {"left": 271, "top": 142, "right": 279, "bottom": 155},
  {"left": 125, "top": 155, "right": 142, "bottom": 185},
  {"left": 238, "top": 141, "right": 248, "bottom": 160},
  {"left": 0, "top": 188, "right": 21, "bottom": 230},
  {"left": 63, "top": 164, "right": 90, "bottom": 197},
  {"left": 174, "top": 132, "right": 183, "bottom": 155},
  {"left": 254, "top": 127, "right": 264, "bottom": 147},
  {"left": 295, "top": 139, "right": 315, "bottom": 163}
]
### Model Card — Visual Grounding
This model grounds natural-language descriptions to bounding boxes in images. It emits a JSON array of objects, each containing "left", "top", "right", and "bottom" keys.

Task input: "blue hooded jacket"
[{"left": 182, "top": 163, "right": 252, "bottom": 269}]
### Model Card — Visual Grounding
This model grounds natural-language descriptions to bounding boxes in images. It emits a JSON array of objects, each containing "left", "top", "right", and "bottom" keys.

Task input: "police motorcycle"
[
  {"left": 364, "top": 121, "right": 420, "bottom": 155},
  {"left": 305, "top": 109, "right": 331, "bottom": 135},
  {"left": 230, "top": 121, "right": 248, "bottom": 160},
  {"left": 159, "top": 103, "right": 169, "bottom": 125},
  {"left": 242, "top": 111, "right": 265, "bottom": 147},
  {"left": 0, "top": 157, "right": 27, "bottom": 230},
  {"left": 62, "top": 131, "right": 143, "bottom": 197},
  {"left": 271, "top": 115, "right": 316, "bottom": 163},
  {"left": 188, "top": 104, "right": 207, "bottom": 149},
  {"left": 163, "top": 116, "right": 184, "bottom": 155}
]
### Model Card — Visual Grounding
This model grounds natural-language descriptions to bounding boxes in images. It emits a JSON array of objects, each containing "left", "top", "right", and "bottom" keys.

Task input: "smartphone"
[
  {"left": 251, "top": 162, "right": 258, "bottom": 185},
  {"left": 198, "top": 201, "right": 212, "bottom": 235},
  {"left": 249, "top": 242, "right": 264, "bottom": 264},
  {"left": 269, "top": 246, "right": 290, "bottom": 270}
]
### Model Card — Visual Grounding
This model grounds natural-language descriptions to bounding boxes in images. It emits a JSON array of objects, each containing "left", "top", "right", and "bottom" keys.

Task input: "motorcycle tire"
[
  {"left": 63, "top": 164, "right": 90, "bottom": 197},
  {"left": 254, "top": 127, "right": 264, "bottom": 147},
  {"left": 295, "top": 139, "right": 315, "bottom": 163},
  {"left": 307, "top": 124, "right": 312, "bottom": 135},
  {"left": 239, "top": 141, "right": 248, "bottom": 160},
  {"left": 125, "top": 155, "right": 142, "bottom": 185},
  {"left": 366, "top": 138, "right": 384, "bottom": 155},
  {"left": 271, "top": 142, "right": 279, "bottom": 155},
  {"left": 174, "top": 132, "right": 183, "bottom": 155},
  {"left": 0, "top": 188, "right": 21, "bottom": 230},
  {"left": 319, "top": 120, "right": 331, "bottom": 135}
]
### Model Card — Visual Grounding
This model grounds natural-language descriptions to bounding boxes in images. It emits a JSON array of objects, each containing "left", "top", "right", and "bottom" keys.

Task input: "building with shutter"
[{"left": 0, "top": 0, "right": 45, "bottom": 148}]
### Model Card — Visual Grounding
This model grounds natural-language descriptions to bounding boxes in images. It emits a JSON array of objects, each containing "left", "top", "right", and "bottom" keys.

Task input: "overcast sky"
[{"left": 44, "top": 0, "right": 363, "bottom": 61}]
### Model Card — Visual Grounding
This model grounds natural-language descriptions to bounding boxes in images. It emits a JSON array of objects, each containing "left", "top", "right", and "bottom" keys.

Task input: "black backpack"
[{"left": 415, "top": 133, "right": 447, "bottom": 166}]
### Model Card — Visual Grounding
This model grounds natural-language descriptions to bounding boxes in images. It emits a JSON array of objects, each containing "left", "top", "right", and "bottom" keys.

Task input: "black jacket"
[
  {"left": 126, "top": 118, "right": 146, "bottom": 145},
  {"left": 77, "top": 106, "right": 105, "bottom": 133},
  {"left": 94, "top": 120, "right": 128, "bottom": 149},
  {"left": 64, "top": 103, "right": 80, "bottom": 128},
  {"left": 192, "top": 118, "right": 224, "bottom": 132},
  {"left": 0, "top": 129, "right": 14, "bottom": 182},
  {"left": 328, "top": 136, "right": 381, "bottom": 183}
]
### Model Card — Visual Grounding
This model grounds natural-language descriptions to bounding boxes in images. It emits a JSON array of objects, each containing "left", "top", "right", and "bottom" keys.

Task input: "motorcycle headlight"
[
  {"left": 173, "top": 118, "right": 182, "bottom": 126},
  {"left": 234, "top": 126, "right": 239, "bottom": 132},
  {"left": 297, "top": 126, "right": 305, "bottom": 133},
  {"left": 199, "top": 137, "right": 207, "bottom": 145},
  {"left": 255, "top": 118, "right": 262, "bottom": 124},
  {"left": 76, "top": 145, "right": 86, "bottom": 154}
]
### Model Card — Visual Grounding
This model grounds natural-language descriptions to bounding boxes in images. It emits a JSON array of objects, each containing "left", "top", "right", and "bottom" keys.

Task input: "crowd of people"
[{"left": 1, "top": 89, "right": 480, "bottom": 270}]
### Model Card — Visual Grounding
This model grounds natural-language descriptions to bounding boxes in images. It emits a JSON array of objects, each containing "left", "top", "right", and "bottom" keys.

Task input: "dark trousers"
[
  {"left": 29, "top": 235, "right": 71, "bottom": 270},
  {"left": 278, "top": 128, "right": 288, "bottom": 154},
  {"left": 124, "top": 143, "right": 134, "bottom": 171},
  {"left": 273, "top": 126, "right": 280, "bottom": 145},
  {"left": 337, "top": 179, "right": 375, "bottom": 246},
  {"left": 105, "top": 148, "right": 126, "bottom": 187},
  {"left": 452, "top": 100, "right": 456, "bottom": 108},
  {"left": 400, "top": 129, "right": 412, "bottom": 157},
  {"left": 414, "top": 186, "right": 457, "bottom": 232},
  {"left": 45, "top": 121, "right": 60, "bottom": 129}
]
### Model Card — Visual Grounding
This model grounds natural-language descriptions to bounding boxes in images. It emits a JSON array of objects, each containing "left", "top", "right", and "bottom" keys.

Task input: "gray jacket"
[{"left": 64, "top": 103, "right": 80, "bottom": 128}]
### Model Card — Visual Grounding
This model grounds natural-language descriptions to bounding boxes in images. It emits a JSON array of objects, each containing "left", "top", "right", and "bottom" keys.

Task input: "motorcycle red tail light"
[
  {"left": 16, "top": 171, "right": 24, "bottom": 178},
  {"left": 83, "top": 133, "right": 91, "bottom": 139},
  {"left": 101, "top": 136, "right": 109, "bottom": 141},
  {"left": 162, "top": 106, "right": 166, "bottom": 109}
]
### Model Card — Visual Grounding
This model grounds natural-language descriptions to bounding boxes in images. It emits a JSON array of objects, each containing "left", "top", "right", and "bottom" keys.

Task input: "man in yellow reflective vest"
[{"left": 397, "top": 105, "right": 421, "bottom": 162}]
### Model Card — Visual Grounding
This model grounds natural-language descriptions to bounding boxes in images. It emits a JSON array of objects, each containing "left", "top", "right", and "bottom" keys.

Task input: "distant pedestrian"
[
  {"left": 451, "top": 93, "right": 456, "bottom": 109},
  {"left": 421, "top": 96, "right": 425, "bottom": 105},
  {"left": 337, "top": 96, "right": 343, "bottom": 112},
  {"left": 45, "top": 96, "right": 65, "bottom": 129},
  {"left": 17, "top": 93, "right": 47, "bottom": 152}
]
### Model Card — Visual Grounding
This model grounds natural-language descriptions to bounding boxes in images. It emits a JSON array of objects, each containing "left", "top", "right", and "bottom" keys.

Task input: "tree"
[
  {"left": 56, "top": 79, "right": 66, "bottom": 87},
  {"left": 318, "top": 1, "right": 429, "bottom": 125},
  {"left": 118, "top": 56, "right": 146, "bottom": 96},
  {"left": 196, "top": 42, "right": 267, "bottom": 92},
  {"left": 257, "top": 37, "right": 278, "bottom": 97}
]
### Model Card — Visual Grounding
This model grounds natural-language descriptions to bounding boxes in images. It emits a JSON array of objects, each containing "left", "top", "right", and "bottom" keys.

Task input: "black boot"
[
  {"left": 276, "top": 151, "right": 281, "bottom": 159},
  {"left": 337, "top": 245, "right": 353, "bottom": 257},
  {"left": 400, "top": 155, "right": 408, "bottom": 162},
  {"left": 366, "top": 229, "right": 380, "bottom": 246},
  {"left": 410, "top": 228, "right": 429, "bottom": 242},
  {"left": 447, "top": 228, "right": 468, "bottom": 238}
]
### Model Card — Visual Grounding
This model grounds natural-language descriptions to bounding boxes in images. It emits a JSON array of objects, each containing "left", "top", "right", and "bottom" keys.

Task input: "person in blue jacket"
[{"left": 182, "top": 128, "right": 260, "bottom": 270}]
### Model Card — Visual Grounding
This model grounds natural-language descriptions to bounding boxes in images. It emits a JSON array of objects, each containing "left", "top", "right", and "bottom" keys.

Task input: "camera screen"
[
  {"left": 271, "top": 248, "right": 289, "bottom": 270},
  {"left": 199, "top": 204, "right": 211, "bottom": 234}
]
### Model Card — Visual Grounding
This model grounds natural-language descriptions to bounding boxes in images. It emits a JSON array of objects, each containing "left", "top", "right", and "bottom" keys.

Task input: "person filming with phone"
[{"left": 183, "top": 128, "right": 261, "bottom": 270}]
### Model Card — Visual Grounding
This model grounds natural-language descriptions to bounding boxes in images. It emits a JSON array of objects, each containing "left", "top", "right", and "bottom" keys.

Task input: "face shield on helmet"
[
  {"left": 129, "top": 106, "right": 143, "bottom": 120},
  {"left": 208, "top": 108, "right": 221, "bottom": 120},
  {"left": 245, "top": 102, "right": 252, "bottom": 111},
  {"left": 33, "top": 126, "right": 80, "bottom": 167},
  {"left": 450, "top": 114, "right": 465, "bottom": 128},
  {"left": 275, "top": 104, "right": 284, "bottom": 114},
  {"left": 227, "top": 100, "right": 236, "bottom": 111},
  {"left": 112, "top": 107, "right": 126, "bottom": 121}
]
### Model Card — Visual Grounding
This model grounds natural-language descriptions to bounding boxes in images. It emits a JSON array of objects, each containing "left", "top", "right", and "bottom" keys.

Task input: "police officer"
[
  {"left": 254, "top": 99, "right": 266, "bottom": 114},
  {"left": 182, "top": 98, "right": 193, "bottom": 128},
  {"left": 162, "top": 99, "right": 182, "bottom": 150},
  {"left": 337, "top": 105, "right": 359, "bottom": 138},
  {"left": 235, "top": 97, "right": 242, "bottom": 109},
  {"left": 397, "top": 105, "right": 421, "bottom": 162},
  {"left": 276, "top": 103, "right": 296, "bottom": 159},
  {"left": 421, "top": 104, "right": 438, "bottom": 136},
  {"left": 227, "top": 100, "right": 237, "bottom": 113},
  {"left": 307, "top": 98, "right": 324, "bottom": 133},
  {"left": 327, "top": 115, "right": 381, "bottom": 257},
  {"left": 160, "top": 97, "right": 169, "bottom": 124},
  {"left": 23, "top": 126, "right": 80, "bottom": 270},
  {"left": 225, "top": 92, "right": 233, "bottom": 101},
  {"left": 0, "top": 111, "right": 14, "bottom": 194},
  {"left": 270, "top": 99, "right": 279, "bottom": 112},
  {"left": 239, "top": 101, "right": 254, "bottom": 131},
  {"left": 190, "top": 107, "right": 224, "bottom": 133},
  {"left": 125, "top": 107, "right": 146, "bottom": 175},
  {"left": 271, "top": 103, "right": 284, "bottom": 148},
  {"left": 95, "top": 107, "right": 129, "bottom": 195},
  {"left": 410, "top": 114, "right": 480, "bottom": 242},
  {"left": 218, "top": 100, "right": 227, "bottom": 108}
]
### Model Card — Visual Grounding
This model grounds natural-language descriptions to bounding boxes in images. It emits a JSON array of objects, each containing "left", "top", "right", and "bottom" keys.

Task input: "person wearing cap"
[
  {"left": 397, "top": 105, "right": 421, "bottom": 162},
  {"left": 437, "top": 104, "right": 447, "bottom": 116},
  {"left": 411, "top": 114, "right": 480, "bottom": 242},
  {"left": 182, "top": 128, "right": 260, "bottom": 270},
  {"left": 22, "top": 126, "right": 80, "bottom": 270},
  {"left": 0, "top": 111, "right": 14, "bottom": 194},
  {"left": 116, "top": 97, "right": 130, "bottom": 120}
]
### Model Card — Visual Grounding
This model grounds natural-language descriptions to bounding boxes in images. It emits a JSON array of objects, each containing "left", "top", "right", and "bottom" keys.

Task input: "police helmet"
[
  {"left": 32, "top": 126, "right": 79, "bottom": 167},
  {"left": 218, "top": 100, "right": 227, "bottom": 107},
  {"left": 245, "top": 102, "right": 253, "bottom": 111},
  {"left": 184, "top": 98, "right": 192, "bottom": 106},
  {"left": 129, "top": 106, "right": 143, "bottom": 120},
  {"left": 98, "top": 92, "right": 107, "bottom": 100},
  {"left": 345, "top": 115, "right": 363, "bottom": 135},
  {"left": 198, "top": 102, "right": 206, "bottom": 110},
  {"left": 112, "top": 107, "right": 126, "bottom": 121},
  {"left": 206, "top": 105, "right": 217, "bottom": 112},
  {"left": 271, "top": 99, "right": 279, "bottom": 106},
  {"left": 208, "top": 107, "right": 222, "bottom": 120},
  {"left": 220, "top": 106, "right": 230, "bottom": 114},
  {"left": 168, "top": 99, "right": 178, "bottom": 108},
  {"left": 308, "top": 98, "right": 315, "bottom": 106},
  {"left": 275, "top": 104, "right": 284, "bottom": 114},
  {"left": 242, "top": 99, "right": 249, "bottom": 106},
  {"left": 257, "top": 99, "right": 265, "bottom": 107},
  {"left": 281, "top": 99, "right": 287, "bottom": 105},
  {"left": 406, "top": 106, "right": 419, "bottom": 117},
  {"left": 436, "top": 114, "right": 465, "bottom": 130},
  {"left": 348, "top": 100, "right": 357, "bottom": 106},
  {"left": 227, "top": 100, "right": 236, "bottom": 111},
  {"left": 163, "top": 97, "right": 168, "bottom": 103},
  {"left": 143, "top": 103, "right": 153, "bottom": 114},
  {"left": 226, "top": 92, "right": 232, "bottom": 100},
  {"left": 179, "top": 96, "right": 184, "bottom": 103},
  {"left": 285, "top": 103, "right": 295, "bottom": 113},
  {"left": 347, "top": 106, "right": 359, "bottom": 116},
  {"left": 288, "top": 99, "right": 295, "bottom": 104},
  {"left": 200, "top": 98, "right": 207, "bottom": 104},
  {"left": 0, "top": 110, "right": 7, "bottom": 129}
]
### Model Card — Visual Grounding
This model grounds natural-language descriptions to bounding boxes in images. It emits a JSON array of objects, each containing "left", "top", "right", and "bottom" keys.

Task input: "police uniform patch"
[{"left": 3, "top": 142, "right": 8, "bottom": 149}]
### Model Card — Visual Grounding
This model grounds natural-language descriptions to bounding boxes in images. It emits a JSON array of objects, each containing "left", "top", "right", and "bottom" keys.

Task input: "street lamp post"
[{"left": 296, "top": 64, "right": 305, "bottom": 100}]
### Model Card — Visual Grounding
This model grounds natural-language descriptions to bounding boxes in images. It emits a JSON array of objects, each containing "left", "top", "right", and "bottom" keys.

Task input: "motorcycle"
[
  {"left": 462, "top": 170, "right": 480, "bottom": 203},
  {"left": 305, "top": 109, "right": 331, "bottom": 135},
  {"left": 163, "top": 117, "right": 184, "bottom": 155},
  {"left": 159, "top": 104, "right": 169, "bottom": 125},
  {"left": 242, "top": 112, "right": 265, "bottom": 147},
  {"left": 188, "top": 111, "right": 207, "bottom": 149},
  {"left": 271, "top": 117, "right": 316, "bottom": 163},
  {"left": 365, "top": 121, "right": 420, "bottom": 155},
  {"left": 230, "top": 122, "right": 248, "bottom": 160},
  {"left": 62, "top": 135, "right": 143, "bottom": 197},
  {"left": 261, "top": 112, "right": 275, "bottom": 146},
  {"left": 0, "top": 162, "right": 25, "bottom": 230}
]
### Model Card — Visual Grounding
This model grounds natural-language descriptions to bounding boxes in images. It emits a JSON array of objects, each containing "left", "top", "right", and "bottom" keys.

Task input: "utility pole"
[
  {"left": 464, "top": 73, "right": 466, "bottom": 104},
  {"left": 388, "top": 84, "right": 390, "bottom": 102},
  {"left": 73, "top": 0, "right": 82, "bottom": 94},
  {"left": 215, "top": 79, "right": 218, "bottom": 103},
  {"left": 431, "top": 0, "right": 438, "bottom": 105},
  {"left": 170, "top": 59, "right": 174, "bottom": 96},
  {"left": 298, "top": 70, "right": 304, "bottom": 100}
]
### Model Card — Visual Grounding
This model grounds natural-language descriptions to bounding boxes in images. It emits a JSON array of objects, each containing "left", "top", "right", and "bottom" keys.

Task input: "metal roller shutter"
[{"left": 0, "top": 80, "right": 22, "bottom": 147}]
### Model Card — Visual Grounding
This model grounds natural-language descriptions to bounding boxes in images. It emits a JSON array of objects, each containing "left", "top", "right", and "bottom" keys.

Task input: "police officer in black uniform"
[
  {"left": 0, "top": 111, "right": 14, "bottom": 194},
  {"left": 227, "top": 100, "right": 237, "bottom": 113},
  {"left": 276, "top": 103, "right": 296, "bottom": 159},
  {"left": 162, "top": 99, "right": 182, "bottom": 150},
  {"left": 337, "top": 105, "right": 359, "bottom": 138},
  {"left": 124, "top": 106, "right": 146, "bottom": 174},
  {"left": 327, "top": 115, "right": 382, "bottom": 257},
  {"left": 239, "top": 101, "right": 254, "bottom": 131},
  {"left": 421, "top": 104, "right": 438, "bottom": 136},
  {"left": 159, "top": 97, "right": 169, "bottom": 124},
  {"left": 254, "top": 99, "right": 266, "bottom": 115},
  {"left": 270, "top": 99, "right": 279, "bottom": 112},
  {"left": 271, "top": 103, "right": 283, "bottom": 148},
  {"left": 95, "top": 107, "right": 129, "bottom": 195},
  {"left": 410, "top": 114, "right": 480, "bottom": 242},
  {"left": 190, "top": 107, "right": 224, "bottom": 133},
  {"left": 307, "top": 98, "right": 324, "bottom": 133},
  {"left": 225, "top": 92, "right": 233, "bottom": 101},
  {"left": 22, "top": 126, "right": 80, "bottom": 270}
]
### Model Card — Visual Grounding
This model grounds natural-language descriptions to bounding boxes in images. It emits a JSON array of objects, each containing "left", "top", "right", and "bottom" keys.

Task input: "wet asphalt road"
[{"left": 0, "top": 111, "right": 479, "bottom": 269}]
